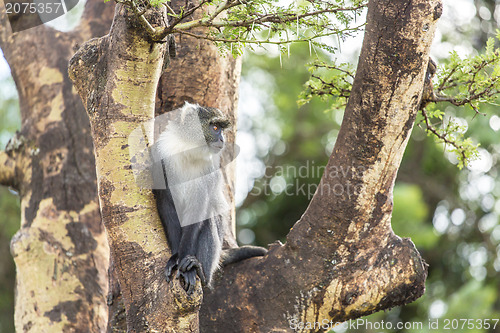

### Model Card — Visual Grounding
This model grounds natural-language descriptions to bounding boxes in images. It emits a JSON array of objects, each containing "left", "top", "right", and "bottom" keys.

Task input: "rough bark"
[
  {"left": 0, "top": 0, "right": 114, "bottom": 331},
  {"left": 0, "top": 149, "right": 17, "bottom": 188},
  {"left": 69, "top": 4, "right": 202, "bottom": 332},
  {"left": 67, "top": 0, "right": 243, "bottom": 330},
  {"left": 200, "top": 0, "right": 442, "bottom": 331}
]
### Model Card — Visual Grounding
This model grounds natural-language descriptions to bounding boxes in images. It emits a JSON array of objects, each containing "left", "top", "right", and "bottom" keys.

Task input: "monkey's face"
[
  {"left": 194, "top": 106, "right": 230, "bottom": 154},
  {"left": 205, "top": 121, "right": 226, "bottom": 153},
  {"left": 169, "top": 103, "right": 231, "bottom": 157}
]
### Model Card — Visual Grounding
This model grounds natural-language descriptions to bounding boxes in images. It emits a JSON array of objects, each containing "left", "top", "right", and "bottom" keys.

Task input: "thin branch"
[
  {"left": 122, "top": 0, "right": 159, "bottom": 36},
  {"left": 310, "top": 63, "right": 355, "bottom": 79},
  {"left": 114, "top": 0, "right": 173, "bottom": 41},
  {"left": 173, "top": 5, "right": 366, "bottom": 30},
  {"left": 172, "top": 28, "right": 345, "bottom": 45},
  {"left": 420, "top": 108, "right": 468, "bottom": 163},
  {"left": 436, "top": 66, "right": 458, "bottom": 92},
  {"left": 437, "top": 61, "right": 495, "bottom": 94},
  {"left": 431, "top": 79, "right": 497, "bottom": 115},
  {"left": 163, "top": 2, "right": 177, "bottom": 16},
  {"left": 115, "top": 0, "right": 366, "bottom": 43},
  {"left": 165, "top": 0, "right": 213, "bottom": 33},
  {"left": 310, "top": 74, "right": 351, "bottom": 98}
]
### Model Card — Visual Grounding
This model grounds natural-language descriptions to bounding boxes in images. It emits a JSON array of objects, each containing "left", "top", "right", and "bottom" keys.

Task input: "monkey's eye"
[{"left": 211, "top": 124, "right": 222, "bottom": 135}]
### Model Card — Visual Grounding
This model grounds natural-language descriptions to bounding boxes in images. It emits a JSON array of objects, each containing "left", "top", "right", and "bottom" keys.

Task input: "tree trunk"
[
  {"left": 200, "top": 0, "right": 442, "bottom": 331},
  {"left": 69, "top": 0, "right": 244, "bottom": 330},
  {"left": 0, "top": 0, "right": 114, "bottom": 331},
  {"left": 69, "top": 3, "right": 203, "bottom": 332}
]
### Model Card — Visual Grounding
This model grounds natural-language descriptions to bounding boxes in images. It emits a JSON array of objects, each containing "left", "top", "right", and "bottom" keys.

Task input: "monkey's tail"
[{"left": 221, "top": 246, "right": 268, "bottom": 266}]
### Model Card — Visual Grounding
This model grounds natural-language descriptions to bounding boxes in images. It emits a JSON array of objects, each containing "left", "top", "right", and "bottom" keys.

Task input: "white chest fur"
[{"left": 155, "top": 127, "right": 229, "bottom": 227}]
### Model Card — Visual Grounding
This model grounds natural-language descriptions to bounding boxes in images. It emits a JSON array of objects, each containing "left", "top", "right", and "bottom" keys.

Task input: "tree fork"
[
  {"left": 201, "top": 0, "right": 442, "bottom": 331},
  {"left": 69, "top": 3, "right": 201, "bottom": 332}
]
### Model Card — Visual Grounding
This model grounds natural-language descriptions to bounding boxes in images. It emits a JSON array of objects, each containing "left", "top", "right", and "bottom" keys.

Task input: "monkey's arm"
[
  {"left": 152, "top": 158, "right": 185, "bottom": 285},
  {"left": 176, "top": 222, "right": 207, "bottom": 294},
  {"left": 153, "top": 181, "right": 206, "bottom": 294},
  {"left": 153, "top": 187, "right": 181, "bottom": 254},
  {"left": 152, "top": 158, "right": 182, "bottom": 253},
  {"left": 221, "top": 246, "right": 268, "bottom": 267},
  {"left": 153, "top": 187, "right": 184, "bottom": 284}
]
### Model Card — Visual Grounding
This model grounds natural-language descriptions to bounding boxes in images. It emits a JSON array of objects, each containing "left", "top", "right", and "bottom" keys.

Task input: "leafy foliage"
[
  {"left": 118, "top": 0, "right": 367, "bottom": 53},
  {"left": 206, "top": 0, "right": 367, "bottom": 56},
  {"left": 299, "top": 33, "right": 500, "bottom": 169},
  {"left": 416, "top": 33, "right": 500, "bottom": 168},
  {"left": 298, "top": 60, "right": 354, "bottom": 110},
  {"left": 418, "top": 105, "right": 480, "bottom": 170},
  {"left": 435, "top": 33, "right": 500, "bottom": 112}
]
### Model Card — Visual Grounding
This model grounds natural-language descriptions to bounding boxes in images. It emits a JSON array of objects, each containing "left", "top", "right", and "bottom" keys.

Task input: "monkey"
[{"left": 151, "top": 102, "right": 267, "bottom": 294}]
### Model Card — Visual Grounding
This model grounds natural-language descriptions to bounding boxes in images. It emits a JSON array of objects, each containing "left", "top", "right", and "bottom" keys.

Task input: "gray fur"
[{"left": 153, "top": 102, "right": 267, "bottom": 295}]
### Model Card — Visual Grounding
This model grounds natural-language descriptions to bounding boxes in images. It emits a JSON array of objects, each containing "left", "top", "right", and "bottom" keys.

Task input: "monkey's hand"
[
  {"left": 165, "top": 253, "right": 179, "bottom": 283},
  {"left": 176, "top": 255, "right": 206, "bottom": 295}
]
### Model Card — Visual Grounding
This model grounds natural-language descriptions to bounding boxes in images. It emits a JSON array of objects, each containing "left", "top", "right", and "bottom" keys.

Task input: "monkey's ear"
[{"left": 180, "top": 102, "right": 198, "bottom": 123}]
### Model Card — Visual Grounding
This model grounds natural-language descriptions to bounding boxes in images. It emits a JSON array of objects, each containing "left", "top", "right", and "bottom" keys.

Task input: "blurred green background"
[{"left": 1, "top": 0, "right": 500, "bottom": 332}]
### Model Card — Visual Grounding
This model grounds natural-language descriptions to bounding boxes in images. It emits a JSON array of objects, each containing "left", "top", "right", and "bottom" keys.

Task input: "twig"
[
  {"left": 171, "top": 29, "right": 351, "bottom": 46},
  {"left": 420, "top": 108, "right": 468, "bottom": 163},
  {"left": 310, "top": 74, "right": 350, "bottom": 98},
  {"left": 173, "top": 5, "right": 366, "bottom": 30}
]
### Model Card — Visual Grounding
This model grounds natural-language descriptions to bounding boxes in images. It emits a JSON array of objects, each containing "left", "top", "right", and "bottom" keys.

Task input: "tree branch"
[
  {"left": 0, "top": 150, "right": 17, "bottom": 188},
  {"left": 420, "top": 108, "right": 469, "bottom": 164},
  {"left": 163, "top": 0, "right": 212, "bottom": 32},
  {"left": 172, "top": 4, "right": 366, "bottom": 30},
  {"left": 70, "top": 3, "right": 204, "bottom": 330},
  {"left": 115, "top": 0, "right": 366, "bottom": 43},
  {"left": 431, "top": 48, "right": 500, "bottom": 115},
  {"left": 201, "top": 0, "right": 442, "bottom": 330},
  {"left": 172, "top": 24, "right": 364, "bottom": 45}
]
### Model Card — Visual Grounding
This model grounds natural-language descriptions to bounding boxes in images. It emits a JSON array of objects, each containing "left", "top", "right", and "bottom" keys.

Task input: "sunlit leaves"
[
  {"left": 149, "top": 0, "right": 166, "bottom": 7},
  {"left": 156, "top": 0, "right": 366, "bottom": 55},
  {"left": 435, "top": 35, "right": 500, "bottom": 112},
  {"left": 299, "top": 34, "right": 500, "bottom": 169},
  {"left": 418, "top": 34, "right": 500, "bottom": 168},
  {"left": 298, "top": 60, "right": 354, "bottom": 109}
]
